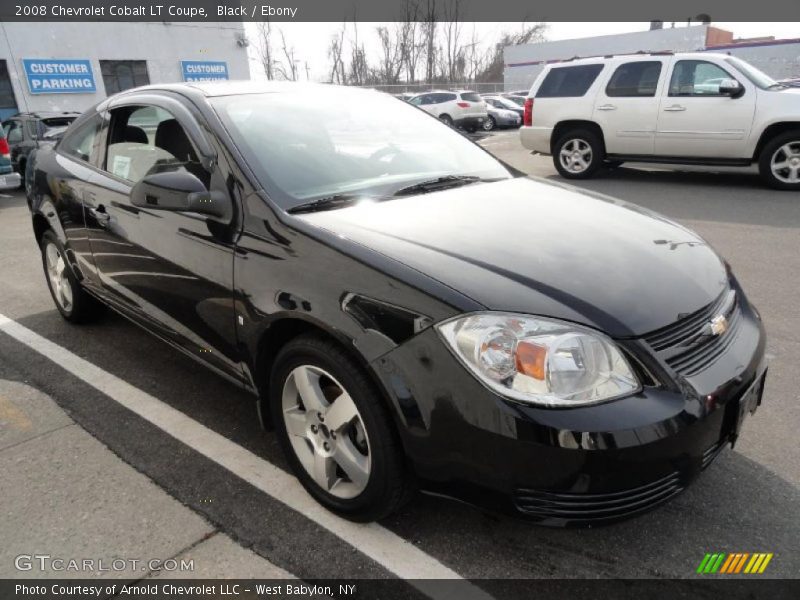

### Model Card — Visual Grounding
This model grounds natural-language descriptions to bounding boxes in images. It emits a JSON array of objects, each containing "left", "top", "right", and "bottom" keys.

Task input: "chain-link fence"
[{"left": 363, "top": 82, "right": 508, "bottom": 94}]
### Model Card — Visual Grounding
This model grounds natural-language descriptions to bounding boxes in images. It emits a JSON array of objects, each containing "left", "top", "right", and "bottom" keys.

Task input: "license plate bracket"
[{"left": 731, "top": 370, "right": 766, "bottom": 446}]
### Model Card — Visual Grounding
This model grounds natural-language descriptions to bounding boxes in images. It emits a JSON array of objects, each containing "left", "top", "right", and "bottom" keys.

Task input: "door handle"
[
  {"left": 664, "top": 105, "right": 686, "bottom": 112},
  {"left": 88, "top": 205, "right": 111, "bottom": 226},
  {"left": 597, "top": 104, "right": 617, "bottom": 111}
]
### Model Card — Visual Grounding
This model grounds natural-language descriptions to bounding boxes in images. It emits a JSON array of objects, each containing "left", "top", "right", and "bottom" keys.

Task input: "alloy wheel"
[
  {"left": 770, "top": 141, "right": 800, "bottom": 184},
  {"left": 281, "top": 365, "right": 371, "bottom": 499},
  {"left": 45, "top": 242, "right": 73, "bottom": 312},
  {"left": 559, "top": 138, "right": 593, "bottom": 174}
]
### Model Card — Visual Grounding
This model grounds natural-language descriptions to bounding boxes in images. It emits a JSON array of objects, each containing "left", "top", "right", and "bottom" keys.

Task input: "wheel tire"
[
  {"left": 482, "top": 117, "right": 496, "bottom": 132},
  {"left": 40, "top": 230, "right": 104, "bottom": 323},
  {"left": 758, "top": 131, "right": 800, "bottom": 190},
  {"left": 439, "top": 114, "right": 454, "bottom": 127},
  {"left": 552, "top": 129, "right": 604, "bottom": 179},
  {"left": 270, "top": 334, "right": 412, "bottom": 521}
]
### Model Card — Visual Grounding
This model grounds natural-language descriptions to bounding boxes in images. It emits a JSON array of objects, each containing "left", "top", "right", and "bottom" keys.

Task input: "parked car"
[
  {"left": 2, "top": 112, "right": 79, "bottom": 183},
  {"left": 778, "top": 77, "right": 800, "bottom": 88},
  {"left": 483, "top": 95, "right": 525, "bottom": 118},
  {"left": 28, "top": 81, "right": 766, "bottom": 525},
  {"left": 482, "top": 102, "right": 521, "bottom": 131},
  {"left": 520, "top": 52, "right": 800, "bottom": 189},
  {"left": 392, "top": 92, "right": 418, "bottom": 102},
  {"left": 24, "top": 126, "right": 70, "bottom": 199},
  {"left": 408, "top": 89, "right": 487, "bottom": 132},
  {"left": 0, "top": 129, "right": 22, "bottom": 191},
  {"left": 502, "top": 93, "right": 527, "bottom": 106}
]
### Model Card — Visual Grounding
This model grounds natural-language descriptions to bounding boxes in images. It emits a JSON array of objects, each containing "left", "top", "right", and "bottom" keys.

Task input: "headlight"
[{"left": 436, "top": 313, "right": 640, "bottom": 407}]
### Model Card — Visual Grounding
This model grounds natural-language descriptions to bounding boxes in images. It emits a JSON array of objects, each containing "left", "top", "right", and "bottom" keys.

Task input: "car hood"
[{"left": 297, "top": 177, "right": 728, "bottom": 337}]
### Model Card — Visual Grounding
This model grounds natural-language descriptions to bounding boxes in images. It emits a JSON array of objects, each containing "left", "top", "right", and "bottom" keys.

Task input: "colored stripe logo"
[{"left": 697, "top": 552, "right": 773, "bottom": 574}]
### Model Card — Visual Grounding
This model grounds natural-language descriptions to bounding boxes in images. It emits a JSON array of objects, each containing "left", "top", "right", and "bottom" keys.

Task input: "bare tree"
[
  {"left": 273, "top": 29, "right": 299, "bottom": 81},
  {"left": 327, "top": 24, "right": 347, "bottom": 84},
  {"left": 348, "top": 22, "right": 370, "bottom": 86},
  {"left": 440, "top": 0, "right": 464, "bottom": 82},
  {"left": 421, "top": 0, "right": 438, "bottom": 83},
  {"left": 254, "top": 21, "right": 275, "bottom": 80},
  {"left": 376, "top": 25, "right": 404, "bottom": 84},
  {"left": 398, "top": 0, "right": 423, "bottom": 83},
  {"left": 477, "top": 23, "right": 547, "bottom": 82}
]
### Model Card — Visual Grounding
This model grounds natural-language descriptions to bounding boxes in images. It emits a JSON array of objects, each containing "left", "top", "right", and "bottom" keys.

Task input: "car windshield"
[
  {"left": 211, "top": 89, "right": 513, "bottom": 209},
  {"left": 725, "top": 57, "right": 780, "bottom": 89}
]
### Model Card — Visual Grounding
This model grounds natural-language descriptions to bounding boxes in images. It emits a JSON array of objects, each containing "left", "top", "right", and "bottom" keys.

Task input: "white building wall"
[
  {"left": 0, "top": 22, "right": 250, "bottom": 115},
  {"left": 504, "top": 25, "right": 710, "bottom": 91}
]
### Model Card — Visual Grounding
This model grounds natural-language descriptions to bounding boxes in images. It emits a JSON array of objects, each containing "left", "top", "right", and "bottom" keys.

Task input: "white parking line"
[{"left": 0, "top": 313, "right": 493, "bottom": 600}]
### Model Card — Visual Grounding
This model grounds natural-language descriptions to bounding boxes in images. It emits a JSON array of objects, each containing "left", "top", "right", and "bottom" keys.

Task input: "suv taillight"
[
  {"left": 523, "top": 98, "right": 534, "bottom": 127},
  {"left": 0, "top": 137, "right": 9, "bottom": 158},
  {"left": 456, "top": 102, "right": 470, "bottom": 108}
]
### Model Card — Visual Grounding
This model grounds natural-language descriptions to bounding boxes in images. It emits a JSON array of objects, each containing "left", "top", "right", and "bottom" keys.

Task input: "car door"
[
  {"left": 83, "top": 96, "right": 245, "bottom": 382},
  {"left": 409, "top": 93, "right": 435, "bottom": 116},
  {"left": 592, "top": 59, "right": 667, "bottom": 155},
  {"left": 654, "top": 59, "right": 756, "bottom": 158}
]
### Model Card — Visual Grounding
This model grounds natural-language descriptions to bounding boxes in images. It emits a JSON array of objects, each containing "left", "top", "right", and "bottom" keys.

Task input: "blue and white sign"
[
  {"left": 22, "top": 59, "right": 96, "bottom": 94},
  {"left": 181, "top": 61, "right": 229, "bottom": 82}
]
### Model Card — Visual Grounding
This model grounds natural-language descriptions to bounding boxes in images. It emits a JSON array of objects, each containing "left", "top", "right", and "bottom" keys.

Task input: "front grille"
[
  {"left": 642, "top": 289, "right": 742, "bottom": 377},
  {"left": 514, "top": 471, "right": 684, "bottom": 522}
]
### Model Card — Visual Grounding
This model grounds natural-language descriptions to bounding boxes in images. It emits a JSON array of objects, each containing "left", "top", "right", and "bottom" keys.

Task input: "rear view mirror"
[
  {"left": 131, "top": 170, "right": 231, "bottom": 221},
  {"left": 719, "top": 79, "right": 744, "bottom": 98}
]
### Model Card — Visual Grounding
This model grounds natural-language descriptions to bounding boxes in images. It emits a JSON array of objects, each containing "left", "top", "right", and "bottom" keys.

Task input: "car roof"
[
  {"left": 109, "top": 80, "right": 383, "bottom": 99},
  {"left": 545, "top": 51, "right": 729, "bottom": 68}
]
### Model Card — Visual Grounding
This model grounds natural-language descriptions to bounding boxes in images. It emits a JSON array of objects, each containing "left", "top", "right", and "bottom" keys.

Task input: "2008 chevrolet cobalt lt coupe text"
[{"left": 27, "top": 82, "right": 766, "bottom": 525}]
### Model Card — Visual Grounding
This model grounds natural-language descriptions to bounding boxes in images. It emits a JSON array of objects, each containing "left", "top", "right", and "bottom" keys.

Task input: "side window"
[
  {"left": 536, "top": 64, "right": 604, "bottom": 98},
  {"left": 59, "top": 115, "right": 102, "bottom": 163},
  {"left": 442, "top": 93, "right": 457, "bottom": 103},
  {"left": 669, "top": 60, "right": 735, "bottom": 97},
  {"left": 606, "top": 61, "right": 662, "bottom": 97},
  {"left": 5, "top": 120, "right": 23, "bottom": 143},
  {"left": 25, "top": 120, "right": 39, "bottom": 138},
  {"left": 409, "top": 95, "right": 424, "bottom": 106},
  {"left": 104, "top": 105, "right": 206, "bottom": 187}
]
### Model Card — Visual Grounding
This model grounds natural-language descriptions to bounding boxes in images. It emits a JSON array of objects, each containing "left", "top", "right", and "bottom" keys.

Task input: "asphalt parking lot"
[{"left": 1, "top": 130, "right": 799, "bottom": 588}]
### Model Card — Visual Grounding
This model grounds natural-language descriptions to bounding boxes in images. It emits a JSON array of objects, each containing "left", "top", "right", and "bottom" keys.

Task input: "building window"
[
  {"left": 0, "top": 60, "right": 18, "bottom": 114},
  {"left": 100, "top": 60, "right": 150, "bottom": 95}
]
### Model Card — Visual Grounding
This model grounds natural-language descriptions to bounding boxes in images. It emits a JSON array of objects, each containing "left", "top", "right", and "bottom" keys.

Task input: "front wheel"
[
  {"left": 552, "top": 129, "right": 604, "bottom": 179},
  {"left": 40, "top": 230, "right": 104, "bottom": 323},
  {"left": 482, "top": 116, "right": 496, "bottom": 132},
  {"left": 759, "top": 131, "right": 800, "bottom": 190},
  {"left": 270, "top": 334, "right": 412, "bottom": 521}
]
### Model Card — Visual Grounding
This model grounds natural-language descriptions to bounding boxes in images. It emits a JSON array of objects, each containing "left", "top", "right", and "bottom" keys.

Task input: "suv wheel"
[
  {"left": 759, "top": 131, "right": 800, "bottom": 190},
  {"left": 553, "top": 129, "right": 604, "bottom": 179},
  {"left": 41, "top": 231, "right": 104, "bottom": 323},
  {"left": 270, "top": 334, "right": 412, "bottom": 521},
  {"left": 439, "top": 114, "right": 453, "bottom": 126}
]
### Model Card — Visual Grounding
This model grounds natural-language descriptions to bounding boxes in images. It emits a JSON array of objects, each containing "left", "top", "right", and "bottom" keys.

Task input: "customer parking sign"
[
  {"left": 22, "top": 59, "right": 96, "bottom": 94},
  {"left": 181, "top": 61, "right": 229, "bottom": 82}
]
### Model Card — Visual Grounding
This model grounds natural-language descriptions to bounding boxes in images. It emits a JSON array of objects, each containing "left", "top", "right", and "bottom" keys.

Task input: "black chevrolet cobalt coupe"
[{"left": 28, "top": 82, "right": 766, "bottom": 525}]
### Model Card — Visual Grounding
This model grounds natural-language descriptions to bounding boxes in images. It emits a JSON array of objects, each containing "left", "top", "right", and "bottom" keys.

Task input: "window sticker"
[{"left": 112, "top": 154, "right": 132, "bottom": 180}]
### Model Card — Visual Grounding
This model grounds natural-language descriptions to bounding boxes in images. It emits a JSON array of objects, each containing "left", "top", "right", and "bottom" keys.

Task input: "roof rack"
[{"left": 563, "top": 50, "right": 675, "bottom": 63}]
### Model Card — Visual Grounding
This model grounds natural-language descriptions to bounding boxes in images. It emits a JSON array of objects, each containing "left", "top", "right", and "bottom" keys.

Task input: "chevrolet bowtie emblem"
[{"left": 709, "top": 315, "right": 729, "bottom": 336}]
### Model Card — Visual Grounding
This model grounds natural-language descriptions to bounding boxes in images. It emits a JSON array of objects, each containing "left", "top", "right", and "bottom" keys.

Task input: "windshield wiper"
[
  {"left": 288, "top": 194, "right": 366, "bottom": 214},
  {"left": 767, "top": 82, "right": 788, "bottom": 89},
  {"left": 392, "top": 175, "right": 489, "bottom": 197}
]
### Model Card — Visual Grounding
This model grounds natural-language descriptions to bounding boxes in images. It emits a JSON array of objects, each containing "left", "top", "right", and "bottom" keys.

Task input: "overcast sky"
[{"left": 244, "top": 22, "right": 800, "bottom": 81}]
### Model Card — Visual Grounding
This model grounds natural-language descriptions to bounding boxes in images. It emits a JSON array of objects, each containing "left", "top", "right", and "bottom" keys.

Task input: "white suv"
[
  {"left": 409, "top": 90, "right": 487, "bottom": 133},
  {"left": 519, "top": 52, "right": 800, "bottom": 190}
]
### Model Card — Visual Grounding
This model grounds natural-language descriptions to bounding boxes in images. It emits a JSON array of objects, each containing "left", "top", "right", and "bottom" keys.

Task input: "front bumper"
[
  {"left": 0, "top": 171, "right": 21, "bottom": 191},
  {"left": 371, "top": 295, "right": 766, "bottom": 526}
]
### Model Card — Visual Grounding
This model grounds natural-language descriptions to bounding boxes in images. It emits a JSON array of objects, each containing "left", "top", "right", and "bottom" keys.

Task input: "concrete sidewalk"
[{"left": 0, "top": 377, "right": 292, "bottom": 580}]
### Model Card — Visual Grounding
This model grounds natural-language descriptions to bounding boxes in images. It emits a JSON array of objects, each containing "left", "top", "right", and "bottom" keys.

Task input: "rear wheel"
[
  {"left": 270, "top": 334, "right": 412, "bottom": 521},
  {"left": 552, "top": 129, "right": 604, "bottom": 179},
  {"left": 40, "top": 230, "right": 103, "bottom": 323},
  {"left": 759, "top": 131, "right": 800, "bottom": 190},
  {"left": 439, "top": 114, "right": 454, "bottom": 127}
]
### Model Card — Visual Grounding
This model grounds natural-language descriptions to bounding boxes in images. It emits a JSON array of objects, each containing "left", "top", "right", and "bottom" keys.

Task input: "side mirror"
[
  {"left": 131, "top": 170, "right": 231, "bottom": 221},
  {"left": 719, "top": 79, "right": 744, "bottom": 98}
]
